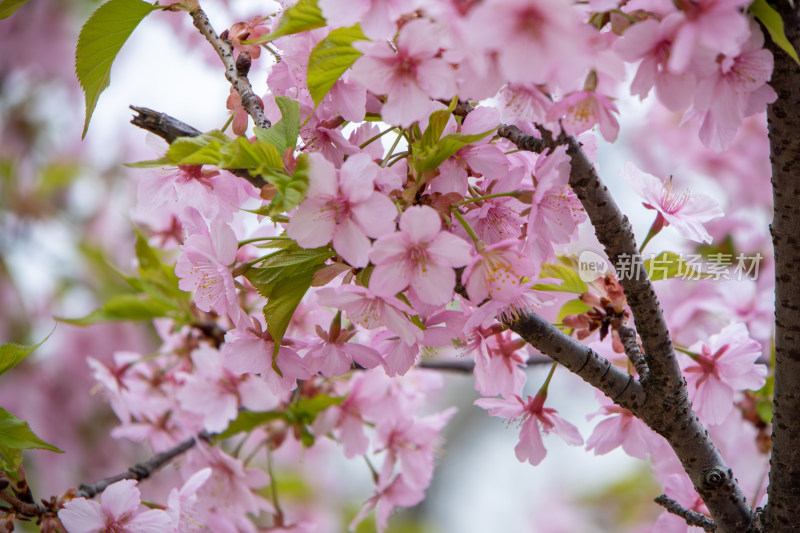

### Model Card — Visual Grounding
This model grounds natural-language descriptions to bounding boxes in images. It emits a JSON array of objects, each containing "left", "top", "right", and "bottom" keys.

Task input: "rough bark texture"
[
  {"left": 765, "top": 4, "right": 800, "bottom": 530},
  {"left": 498, "top": 128, "right": 754, "bottom": 531}
]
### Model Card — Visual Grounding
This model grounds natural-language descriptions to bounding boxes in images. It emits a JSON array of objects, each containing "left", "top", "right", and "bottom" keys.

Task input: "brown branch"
[
  {"left": 419, "top": 354, "right": 554, "bottom": 373},
  {"left": 129, "top": 106, "right": 267, "bottom": 189},
  {"left": 189, "top": 7, "right": 270, "bottom": 131},
  {"left": 654, "top": 494, "right": 716, "bottom": 532},
  {"left": 500, "top": 128, "right": 753, "bottom": 531},
  {"left": 74, "top": 434, "right": 208, "bottom": 499},
  {"left": 764, "top": 3, "right": 800, "bottom": 529},
  {"left": 617, "top": 324, "right": 649, "bottom": 381}
]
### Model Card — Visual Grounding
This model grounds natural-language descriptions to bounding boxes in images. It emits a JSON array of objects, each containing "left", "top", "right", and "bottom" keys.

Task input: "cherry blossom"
[
  {"left": 475, "top": 392, "right": 583, "bottom": 466},
  {"left": 59, "top": 479, "right": 173, "bottom": 533},
  {"left": 546, "top": 90, "right": 620, "bottom": 142},
  {"left": 681, "top": 322, "right": 767, "bottom": 425},
  {"left": 287, "top": 152, "right": 396, "bottom": 268},
  {"left": 621, "top": 162, "right": 723, "bottom": 244},
  {"left": 369, "top": 205, "right": 473, "bottom": 306}
]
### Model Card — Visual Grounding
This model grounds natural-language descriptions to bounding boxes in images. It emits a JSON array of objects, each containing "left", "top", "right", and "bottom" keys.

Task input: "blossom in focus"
[
  {"left": 369, "top": 205, "right": 473, "bottom": 306},
  {"left": 621, "top": 162, "right": 723, "bottom": 244},
  {"left": 287, "top": 152, "right": 396, "bottom": 268},
  {"left": 59, "top": 479, "right": 173, "bottom": 533},
  {"left": 681, "top": 322, "right": 766, "bottom": 425},
  {"left": 475, "top": 392, "right": 582, "bottom": 466}
]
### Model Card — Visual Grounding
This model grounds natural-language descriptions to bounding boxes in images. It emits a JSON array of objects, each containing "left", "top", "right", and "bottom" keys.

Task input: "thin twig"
[
  {"left": 419, "top": 354, "right": 554, "bottom": 373},
  {"left": 74, "top": 433, "right": 210, "bottom": 499},
  {"left": 189, "top": 7, "right": 270, "bottom": 130},
  {"left": 655, "top": 494, "right": 716, "bottom": 532}
]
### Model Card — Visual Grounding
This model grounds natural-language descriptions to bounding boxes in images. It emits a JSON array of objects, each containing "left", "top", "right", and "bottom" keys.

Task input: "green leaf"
[
  {"left": 0, "top": 445, "right": 22, "bottom": 471},
  {"left": 756, "top": 400, "right": 773, "bottom": 424},
  {"left": 135, "top": 230, "right": 161, "bottom": 273},
  {"left": 532, "top": 263, "right": 589, "bottom": 294},
  {"left": 58, "top": 293, "right": 176, "bottom": 325},
  {"left": 219, "top": 136, "right": 284, "bottom": 171},
  {"left": 415, "top": 129, "right": 497, "bottom": 173},
  {"left": 750, "top": 0, "right": 800, "bottom": 64},
  {"left": 254, "top": 96, "right": 300, "bottom": 154},
  {"left": 643, "top": 251, "right": 711, "bottom": 281},
  {"left": 245, "top": 0, "right": 325, "bottom": 44},
  {"left": 0, "top": 0, "right": 29, "bottom": 19},
  {"left": 214, "top": 410, "right": 285, "bottom": 442},
  {"left": 419, "top": 96, "right": 458, "bottom": 149},
  {"left": 166, "top": 130, "right": 231, "bottom": 166},
  {"left": 0, "top": 330, "right": 53, "bottom": 377},
  {"left": 76, "top": 0, "right": 160, "bottom": 138},
  {"left": 557, "top": 299, "right": 592, "bottom": 323},
  {"left": 264, "top": 269, "right": 317, "bottom": 357},
  {"left": 262, "top": 153, "right": 311, "bottom": 216},
  {"left": 0, "top": 408, "right": 62, "bottom": 454},
  {"left": 307, "top": 25, "right": 366, "bottom": 106}
]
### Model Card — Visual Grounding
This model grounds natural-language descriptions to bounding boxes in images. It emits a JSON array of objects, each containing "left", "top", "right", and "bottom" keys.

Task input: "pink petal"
[{"left": 398, "top": 206, "right": 441, "bottom": 243}]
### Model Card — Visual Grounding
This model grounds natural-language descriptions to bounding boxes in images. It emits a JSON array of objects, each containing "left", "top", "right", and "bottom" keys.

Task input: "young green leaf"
[
  {"left": 414, "top": 129, "right": 497, "bottom": 173},
  {"left": 244, "top": 0, "right": 325, "bottom": 44},
  {"left": 58, "top": 293, "right": 177, "bottom": 326},
  {"left": 166, "top": 130, "right": 231, "bottom": 166},
  {"left": 533, "top": 263, "right": 589, "bottom": 294},
  {"left": 263, "top": 268, "right": 318, "bottom": 357},
  {"left": 76, "top": 0, "right": 161, "bottom": 138},
  {"left": 307, "top": 25, "right": 366, "bottom": 106},
  {"left": 644, "top": 251, "right": 712, "bottom": 281},
  {"left": 0, "top": 329, "right": 53, "bottom": 377},
  {"left": 419, "top": 96, "right": 458, "bottom": 149},
  {"left": 750, "top": 0, "right": 800, "bottom": 64},
  {"left": 261, "top": 153, "right": 311, "bottom": 216},
  {"left": 254, "top": 96, "right": 301, "bottom": 154},
  {"left": 557, "top": 299, "right": 592, "bottom": 323},
  {"left": 0, "top": 408, "right": 62, "bottom": 454},
  {"left": 0, "top": 0, "right": 30, "bottom": 19},
  {"left": 213, "top": 410, "right": 285, "bottom": 442}
]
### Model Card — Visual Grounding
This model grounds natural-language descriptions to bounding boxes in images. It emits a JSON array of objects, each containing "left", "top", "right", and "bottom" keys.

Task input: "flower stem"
[
  {"left": 537, "top": 361, "right": 559, "bottom": 396},
  {"left": 451, "top": 208, "right": 481, "bottom": 245},
  {"left": 456, "top": 191, "right": 524, "bottom": 206},
  {"left": 359, "top": 127, "right": 396, "bottom": 149},
  {"left": 237, "top": 235, "right": 291, "bottom": 247}
]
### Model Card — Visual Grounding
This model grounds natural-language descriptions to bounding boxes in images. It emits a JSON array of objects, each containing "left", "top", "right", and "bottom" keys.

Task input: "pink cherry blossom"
[
  {"left": 59, "top": 479, "right": 173, "bottom": 533},
  {"left": 316, "top": 285, "right": 424, "bottom": 346},
  {"left": 287, "top": 152, "right": 396, "bottom": 268},
  {"left": 475, "top": 392, "right": 583, "bottom": 466},
  {"left": 463, "top": 239, "right": 536, "bottom": 304},
  {"left": 621, "top": 162, "right": 723, "bottom": 244},
  {"left": 681, "top": 322, "right": 766, "bottom": 425},
  {"left": 369, "top": 205, "right": 473, "bottom": 306},
  {"left": 350, "top": 19, "right": 456, "bottom": 127},
  {"left": 222, "top": 318, "right": 310, "bottom": 397},
  {"left": 586, "top": 394, "right": 662, "bottom": 460},
  {"left": 305, "top": 321, "right": 384, "bottom": 377},
  {"left": 319, "top": 0, "right": 413, "bottom": 39},
  {"left": 167, "top": 468, "right": 212, "bottom": 531},
  {"left": 175, "top": 208, "right": 246, "bottom": 327},
  {"left": 349, "top": 473, "right": 425, "bottom": 533},
  {"left": 472, "top": 330, "right": 528, "bottom": 398},
  {"left": 546, "top": 90, "right": 620, "bottom": 142}
]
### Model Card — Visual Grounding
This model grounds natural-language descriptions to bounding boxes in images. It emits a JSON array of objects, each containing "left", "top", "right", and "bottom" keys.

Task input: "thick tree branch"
[
  {"left": 654, "top": 494, "right": 716, "bottom": 532},
  {"left": 764, "top": 4, "right": 800, "bottom": 530},
  {"left": 189, "top": 7, "right": 270, "bottom": 130},
  {"left": 617, "top": 324, "right": 649, "bottom": 381},
  {"left": 74, "top": 434, "right": 206, "bottom": 499},
  {"left": 129, "top": 106, "right": 267, "bottom": 188},
  {"left": 499, "top": 129, "right": 753, "bottom": 531}
]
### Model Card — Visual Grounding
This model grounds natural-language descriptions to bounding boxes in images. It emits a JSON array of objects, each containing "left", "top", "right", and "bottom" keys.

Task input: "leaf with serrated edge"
[
  {"left": 0, "top": 408, "right": 62, "bottom": 453},
  {"left": 750, "top": 0, "right": 800, "bottom": 64},
  {"left": 76, "top": 0, "right": 160, "bottom": 138},
  {"left": 532, "top": 263, "right": 589, "bottom": 294},
  {"left": 307, "top": 25, "right": 366, "bottom": 106},
  {"left": 254, "top": 96, "right": 300, "bottom": 153},
  {"left": 0, "top": 329, "right": 53, "bottom": 377},
  {"left": 244, "top": 0, "right": 324, "bottom": 44},
  {"left": 0, "top": 0, "right": 30, "bottom": 19}
]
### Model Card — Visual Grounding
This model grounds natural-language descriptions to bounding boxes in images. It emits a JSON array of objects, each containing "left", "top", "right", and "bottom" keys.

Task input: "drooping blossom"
[
  {"left": 167, "top": 468, "right": 213, "bottom": 531},
  {"left": 287, "top": 152, "right": 396, "bottom": 268},
  {"left": 621, "top": 162, "right": 723, "bottom": 244},
  {"left": 471, "top": 329, "right": 528, "bottom": 398},
  {"left": 59, "top": 479, "right": 173, "bottom": 533},
  {"left": 586, "top": 394, "right": 661, "bottom": 460},
  {"left": 305, "top": 319, "right": 384, "bottom": 377},
  {"left": 475, "top": 392, "right": 583, "bottom": 466},
  {"left": 369, "top": 205, "right": 473, "bottom": 306},
  {"left": 349, "top": 473, "right": 425, "bottom": 533},
  {"left": 681, "top": 322, "right": 766, "bottom": 425},
  {"left": 316, "top": 285, "right": 424, "bottom": 346},
  {"left": 350, "top": 18, "right": 457, "bottom": 127}
]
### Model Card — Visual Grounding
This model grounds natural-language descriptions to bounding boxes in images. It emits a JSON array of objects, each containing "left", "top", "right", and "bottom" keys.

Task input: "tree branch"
[
  {"left": 654, "top": 494, "right": 716, "bottom": 532},
  {"left": 74, "top": 434, "right": 207, "bottom": 499},
  {"left": 617, "top": 324, "right": 649, "bottom": 381},
  {"left": 189, "top": 7, "right": 270, "bottom": 131},
  {"left": 419, "top": 354, "right": 554, "bottom": 373},
  {"left": 763, "top": 4, "right": 800, "bottom": 529},
  {"left": 129, "top": 106, "right": 267, "bottom": 188},
  {"left": 499, "top": 128, "right": 754, "bottom": 531}
]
